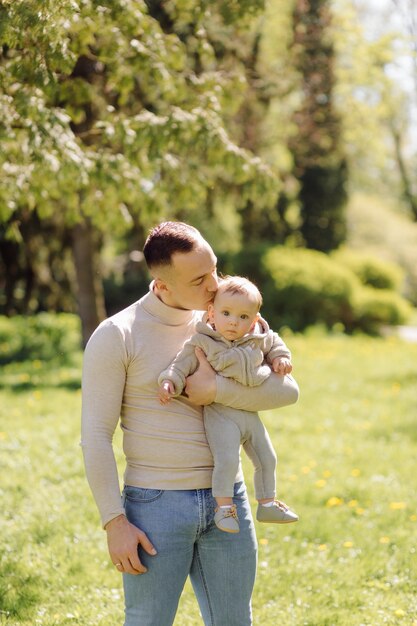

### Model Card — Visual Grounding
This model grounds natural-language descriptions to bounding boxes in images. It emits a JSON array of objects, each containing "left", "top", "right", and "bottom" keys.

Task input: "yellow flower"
[
  {"left": 318, "top": 544, "right": 327, "bottom": 551},
  {"left": 32, "top": 359, "right": 42, "bottom": 369},
  {"left": 259, "top": 538, "right": 268, "bottom": 545},
  {"left": 343, "top": 541, "right": 354, "bottom": 548},
  {"left": 355, "top": 508, "right": 365, "bottom": 516},
  {"left": 379, "top": 536, "right": 390, "bottom": 544},
  {"left": 0, "top": 432, "right": 7, "bottom": 440},
  {"left": 394, "top": 609, "right": 406, "bottom": 617},
  {"left": 409, "top": 515, "right": 417, "bottom": 522},
  {"left": 389, "top": 502, "right": 406, "bottom": 510},
  {"left": 301, "top": 466, "right": 311, "bottom": 474},
  {"left": 391, "top": 382, "right": 401, "bottom": 393},
  {"left": 323, "top": 470, "right": 332, "bottom": 478},
  {"left": 326, "top": 497, "right": 344, "bottom": 507},
  {"left": 315, "top": 480, "right": 326, "bottom": 488},
  {"left": 348, "top": 500, "right": 358, "bottom": 507},
  {"left": 350, "top": 468, "right": 361, "bottom": 477}
]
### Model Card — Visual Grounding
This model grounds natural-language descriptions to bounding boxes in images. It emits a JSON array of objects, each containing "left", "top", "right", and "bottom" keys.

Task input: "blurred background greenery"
[{"left": 1, "top": 0, "right": 417, "bottom": 348}]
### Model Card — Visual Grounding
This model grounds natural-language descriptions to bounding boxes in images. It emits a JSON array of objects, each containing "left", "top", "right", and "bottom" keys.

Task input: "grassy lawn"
[{"left": 0, "top": 334, "right": 416, "bottom": 625}]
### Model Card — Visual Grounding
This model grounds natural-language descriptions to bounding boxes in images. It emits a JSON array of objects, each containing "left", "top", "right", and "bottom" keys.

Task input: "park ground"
[{"left": 0, "top": 332, "right": 416, "bottom": 626}]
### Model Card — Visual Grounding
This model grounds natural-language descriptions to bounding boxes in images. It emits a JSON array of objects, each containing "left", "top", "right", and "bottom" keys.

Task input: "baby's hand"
[
  {"left": 272, "top": 357, "right": 293, "bottom": 375},
  {"left": 158, "top": 380, "right": 175, "bottom": 405}
]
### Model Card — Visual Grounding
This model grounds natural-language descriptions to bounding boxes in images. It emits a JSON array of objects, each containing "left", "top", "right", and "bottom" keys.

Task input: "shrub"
[
  {"left": 352, "top": 287, "right": 412, "bottom": 335},
  {"left": 346, "top": 192, "right": 417, "bottom": 304},
  {"left": 0, "top": 313, "right": 81, "bottom": 364},
  {"left": 220, "top": 245, "right": 412, "bottom": 334},
  {"left": 261, "top": 247, "right": 358, "bottom": 331},
  {"left": 332, "top": 248, "right": 403, "bottom": 291}
]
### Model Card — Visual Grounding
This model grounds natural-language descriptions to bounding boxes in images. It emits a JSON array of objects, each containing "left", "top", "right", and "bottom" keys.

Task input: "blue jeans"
[{"left": 122, "top": 481, "right": 257, "bottom": 626}]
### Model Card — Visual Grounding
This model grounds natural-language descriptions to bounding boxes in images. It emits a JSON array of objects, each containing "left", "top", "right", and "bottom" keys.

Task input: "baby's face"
[{"left": 208, "top": 291, "right": 259, "bottom": 341}]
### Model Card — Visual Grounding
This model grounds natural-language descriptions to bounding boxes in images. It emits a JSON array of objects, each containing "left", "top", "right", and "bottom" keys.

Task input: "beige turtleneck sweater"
[{"left": 81, "top": 286, "right": 299, "bottom": 527}]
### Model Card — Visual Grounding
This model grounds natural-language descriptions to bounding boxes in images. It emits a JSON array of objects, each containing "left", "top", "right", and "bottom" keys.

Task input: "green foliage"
[
  {"left": 288, "top": 0, "right": 348, "bottom": 252},
  {"left": 346, "top": 193, "right": 417, "bottom": 305},
  {"left": 298, "top": 162, "right": 348, "bottom": 252},
  {"left": 332, "top": 248, "right": 404, "bottom": 291},
  {"left": 352, "top": 286, "right": 412, "bottom": 335},
  {"left": 0, "top": 313, "right": 81, "bottom": 364},
  {"left": 220, "top": 244, "right": 412, "bottom": 333},
  {"left": 0, "top": 0, "right": 278, "bottom": 233},
  {"left": 333, "top": 0, "right": 413, "bottom": 197},
  {"left": 262, "top": 246, "right": 357, "bottom": 331}
]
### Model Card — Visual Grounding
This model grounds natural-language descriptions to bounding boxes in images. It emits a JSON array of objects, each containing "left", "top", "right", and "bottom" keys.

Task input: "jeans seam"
[{"left": 194, "top": 545, "right": 215, "bottom": 626}]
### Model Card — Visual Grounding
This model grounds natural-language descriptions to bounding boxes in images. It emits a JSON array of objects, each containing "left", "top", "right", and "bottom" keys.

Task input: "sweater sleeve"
[
  {"left": 214, "top": 373, "right": 299, "bottom": 412},
  {"left": 80, "top": 322, "right": 127, "bottom": 528}
]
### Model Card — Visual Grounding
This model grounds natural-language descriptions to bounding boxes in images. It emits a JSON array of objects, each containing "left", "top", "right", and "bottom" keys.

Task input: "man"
[{"left": 81, "top": 221, "right": 299, "bottom": 626}]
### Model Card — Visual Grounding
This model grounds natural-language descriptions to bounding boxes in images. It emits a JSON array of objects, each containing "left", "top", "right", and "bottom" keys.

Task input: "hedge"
[
  {"left": 0, "top": 313, "right": 81, "bottom": 364},
  {"left": 218, "top": 245, "right": 412, "bottom": 334}
]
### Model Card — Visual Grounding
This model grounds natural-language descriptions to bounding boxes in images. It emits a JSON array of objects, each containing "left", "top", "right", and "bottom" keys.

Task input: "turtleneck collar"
[{"left": 140, "top": 282, "right": 196, "bottom": 326}]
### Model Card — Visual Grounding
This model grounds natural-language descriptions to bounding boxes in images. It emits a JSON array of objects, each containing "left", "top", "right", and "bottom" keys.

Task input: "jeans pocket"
[{"left": 123, "top": 485, "right": 164, "bottom": 503}]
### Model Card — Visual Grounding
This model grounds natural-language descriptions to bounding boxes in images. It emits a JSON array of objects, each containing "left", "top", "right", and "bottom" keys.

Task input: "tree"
[
  {"left": 332, "top": 0, "right": 417, "bottom": 212},
  {"left": 288, "top": 0, "right": 348, "bottom": 252},
  {"left": 0, "top": 0, "right": 278, "bottom": 344}
]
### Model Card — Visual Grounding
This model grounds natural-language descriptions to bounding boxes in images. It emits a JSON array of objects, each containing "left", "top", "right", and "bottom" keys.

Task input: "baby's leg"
[
  {"left": 204, "top": 404, "right": 242, "bottom": 502},
  {"left": 242, "top": 415, "right": 277, "bottom": 502},
  {"left": 243, "top": 416, "right": 299, "bottom": 524}
]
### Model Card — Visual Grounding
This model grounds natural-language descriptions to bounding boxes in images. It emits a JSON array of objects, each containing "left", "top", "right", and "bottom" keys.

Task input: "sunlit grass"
[{"left": 1, "top": 335, "right": 416, "bottom": 625}]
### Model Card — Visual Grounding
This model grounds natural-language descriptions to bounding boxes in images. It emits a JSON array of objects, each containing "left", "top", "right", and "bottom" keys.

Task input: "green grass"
[{"left": 1, "top": 334, "right": 416, "bottom": 625}]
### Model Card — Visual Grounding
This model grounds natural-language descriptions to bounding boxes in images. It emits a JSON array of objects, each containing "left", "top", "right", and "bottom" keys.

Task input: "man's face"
[
  {"left": 160, "top": 240, "right": 218, "bottom": 311},
  {"left": 208, "top": 291, "right": 259, "bottom": 341}
]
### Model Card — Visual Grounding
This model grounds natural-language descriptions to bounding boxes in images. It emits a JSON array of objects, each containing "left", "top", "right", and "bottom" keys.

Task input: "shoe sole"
[
  {"left": 256, "top": 517, "right": 299, "bottom": 524},
  {"left": 215, "top": 524, "right": 240, "bottom": 533}
]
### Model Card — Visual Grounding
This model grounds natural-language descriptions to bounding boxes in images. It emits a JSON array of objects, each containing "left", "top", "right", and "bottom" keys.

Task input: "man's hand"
[
  {"left": 184, "top": 347, "right": 216, "bottom": 405},
  {"left": 105, "top": 514, "right": 157, "bottom": 575},
  {"left": 272, "top": 357, "right": 293, "bottom": 375},
  {"left": 158, "top": 380, "right": 174, "bottom": 405}
]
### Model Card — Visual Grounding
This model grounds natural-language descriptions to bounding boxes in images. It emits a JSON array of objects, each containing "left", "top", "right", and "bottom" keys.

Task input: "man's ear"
[
  {"left": 154, "top": 277, "right": 169, "bottom": 293},
  {"left": 207, "top": 303, "right": 215, "bottom": 322}
]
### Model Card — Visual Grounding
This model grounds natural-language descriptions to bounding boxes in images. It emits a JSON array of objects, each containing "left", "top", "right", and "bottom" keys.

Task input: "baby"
[{"left": 158, "top": 276, "right": 298, "bottom": 533}]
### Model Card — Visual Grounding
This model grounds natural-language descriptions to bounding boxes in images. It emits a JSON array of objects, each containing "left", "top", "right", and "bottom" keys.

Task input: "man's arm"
[
  {"left": 185, "top": 348, "right": 299, "bottom": 411},
  {"left": 215, "top": 371, "right": 299, "bottom": 411},
  {"left": 81, "top": 322, "right": 156, "bottom": 575},
  {"left": 81, "top": 322, "right": 127, "bottom": 526}
]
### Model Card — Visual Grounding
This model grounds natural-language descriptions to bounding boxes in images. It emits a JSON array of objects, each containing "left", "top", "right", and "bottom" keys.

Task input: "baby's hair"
[{"left": 215, "top": 275, "right": 263, "bottom": 311}]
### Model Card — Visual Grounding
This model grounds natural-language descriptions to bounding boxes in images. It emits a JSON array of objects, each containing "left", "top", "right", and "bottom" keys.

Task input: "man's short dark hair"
[{"left": 143, "top": 221, "right": 201, "bottom": 269}]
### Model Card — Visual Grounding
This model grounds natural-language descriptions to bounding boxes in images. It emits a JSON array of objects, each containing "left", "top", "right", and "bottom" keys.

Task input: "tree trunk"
[
  {"left": 71, "top": 220, "right": 106, "bottom": 347},
  {"left": 391, "top": 124, "right": 417, "bottom": 221}
]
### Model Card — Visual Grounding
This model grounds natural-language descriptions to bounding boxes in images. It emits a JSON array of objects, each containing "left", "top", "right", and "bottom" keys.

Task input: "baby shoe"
[
  {"left": 256, "top": 500, "right": 298, "bottom": 524},
  {"left": 214, "top": 504, "right": 240, "bottom": 533}
]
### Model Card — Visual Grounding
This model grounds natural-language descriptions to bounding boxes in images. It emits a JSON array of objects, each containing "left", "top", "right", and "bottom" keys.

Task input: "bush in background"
[
  {"left": 262, "top": 247, "right": 357, "bottom": 331},
  {"left": 219, "top": 244, "right": 412, "bottom": 334},
  {"left": 346, "top": 193, "right": 417, "bottom": 304},
  {"left": 351, "top": 287, "right": 412, "bottom": 335},
  {"left": 0, "top": 313, "right": 81, "bottom": 364},
  {"left": 331, "top": 248, "right": 403, "bottom": 291}
]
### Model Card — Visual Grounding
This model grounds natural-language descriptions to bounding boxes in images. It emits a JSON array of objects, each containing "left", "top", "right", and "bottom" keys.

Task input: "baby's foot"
[
  {"left": 214, "top": 504, "right": 240, "bottom": 533},
  {"left": 256, "top": 500, "right": 298, "bottom": 524}
]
